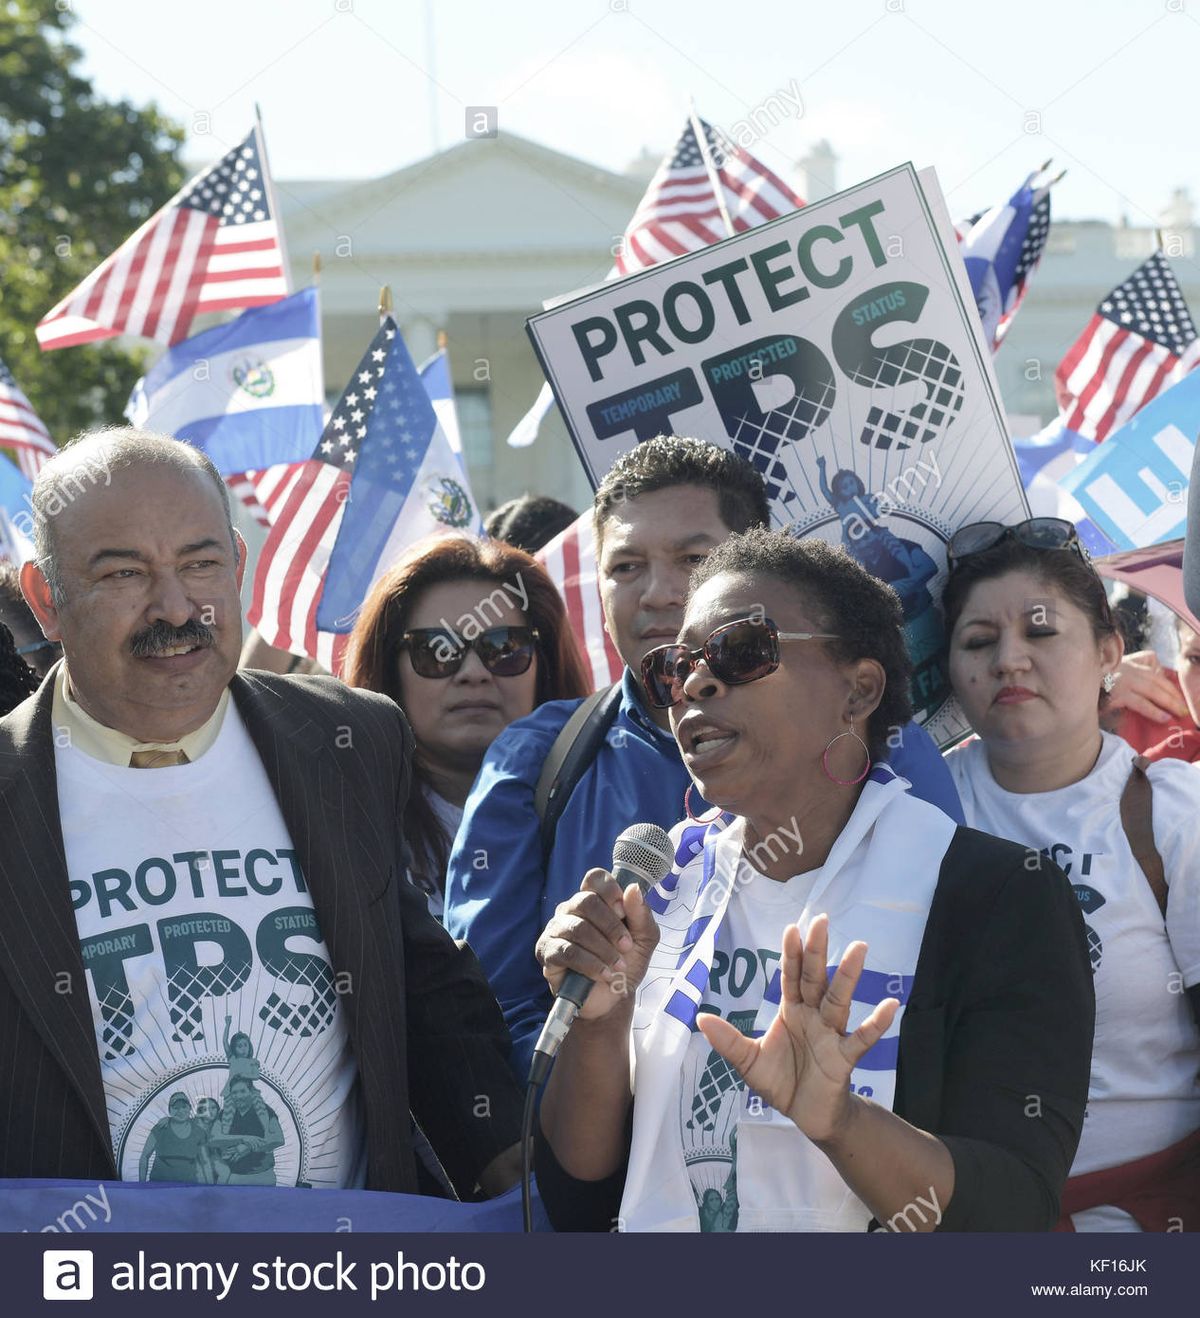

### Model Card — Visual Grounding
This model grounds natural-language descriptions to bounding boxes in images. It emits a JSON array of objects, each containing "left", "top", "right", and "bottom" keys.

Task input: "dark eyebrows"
[
  {"left": 672, "top": 532, "right": 718, "bottom": 552},
  {"left": 86, "top": 538, "right": 228, "bottom": 571}
]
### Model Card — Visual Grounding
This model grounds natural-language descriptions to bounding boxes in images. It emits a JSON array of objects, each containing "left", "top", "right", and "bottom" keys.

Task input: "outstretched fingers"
[
  {"left": 841, "top": 997, "right": 900, "bottom": 1068},
  {"left": 819, "top": 939, "right": 868, "bottom": 1035},
  {"left": 697, "top": 1012, "right": 762, "bottom": 1084}
]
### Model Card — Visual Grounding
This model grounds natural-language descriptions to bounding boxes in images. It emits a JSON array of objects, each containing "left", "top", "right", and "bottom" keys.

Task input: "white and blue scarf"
[{"left": 622, "top": 766, "right": 957, "bottom": 1232}]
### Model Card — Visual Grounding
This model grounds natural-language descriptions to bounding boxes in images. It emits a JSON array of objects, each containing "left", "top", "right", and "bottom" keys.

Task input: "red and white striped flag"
[
  {"left": 1055, "top": 251, "right": 1200, "bottom": 443},
  {"left": 537, "top": 512, "right": 623, "bottom": 691},
  {"left": 245, "top": 457, "right": 349, "bottom": 674},
  {"left": 0, "top": 355, "right": 56, "bottom": 476},
  {"left": 615, "top": 112, "right": 804, "bottom": 274},
  {"left": 227, "top": 463, "right": 304, "bottom": 528},
  {"left": 36, "top": 123, "right": 288, "bottom": 351}
]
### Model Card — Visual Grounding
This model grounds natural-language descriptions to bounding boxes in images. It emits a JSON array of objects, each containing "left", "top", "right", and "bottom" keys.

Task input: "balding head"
[
  {"left": 19, "top": 427, "right": 246, "bottom": 742},
  {"left": 32, "top": 428, "right": 235, "bottom": 605}
]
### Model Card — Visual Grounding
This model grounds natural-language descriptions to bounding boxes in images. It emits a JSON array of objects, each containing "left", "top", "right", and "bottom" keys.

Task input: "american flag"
[
  {"left": 36, "top": 124, "right": 288, "bottom": 351},
  {"left": 955, "top": 164, "right": 1057, "bottom": 353},
  {"left": 615, "top": 114, "right": 804, "bottom": 274},
  {"left": 537, "top": 511, "right": 623, "bottom": 690},
  {"left": 247, "top": 317, "right": 477, "bottom": 672},
  {"left": 1055, "top": 251, "right": 1200, "bottom": 443},
  {"left": 0, "top": 355, "right": 56, "bottom": 477},
  {"left": 227, "top": 463, "right": 300, "bottom": 528},
  {"left": 246, "top": 451, "right": 353, "bottom": 674}
]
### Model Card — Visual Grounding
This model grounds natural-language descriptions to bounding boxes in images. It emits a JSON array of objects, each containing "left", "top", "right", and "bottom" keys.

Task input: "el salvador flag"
[
  {"left": 125, "top": 287, "right": 323, "bottom": 475},
  {"left": 418, "top": 347, "right": 463, "bottom": 457},
  {"left": 1060, "top": 368, "right": 1200, "bottom": 551},
  {"left": 315, "top": 318, "right": 483, "bottom": 633}
]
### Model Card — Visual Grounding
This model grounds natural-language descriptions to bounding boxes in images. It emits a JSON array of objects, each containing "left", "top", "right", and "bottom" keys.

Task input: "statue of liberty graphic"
[{"left": 815, "top": 457, "right": 942, "bottom": 673}]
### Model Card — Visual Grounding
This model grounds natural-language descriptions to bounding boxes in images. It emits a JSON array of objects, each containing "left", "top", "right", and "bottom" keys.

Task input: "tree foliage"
[{"left": 0, "top": 1, "right": 185, "bottom": 444}]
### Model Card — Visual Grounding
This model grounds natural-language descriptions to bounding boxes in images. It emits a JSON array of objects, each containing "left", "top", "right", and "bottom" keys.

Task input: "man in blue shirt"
[{"left": 445, "top": 438, "right": 963, "bottom": 1082}]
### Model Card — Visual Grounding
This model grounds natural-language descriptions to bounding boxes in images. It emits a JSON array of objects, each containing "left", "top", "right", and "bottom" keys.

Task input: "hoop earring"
[
  {"left": 822, "top": 715, "right": 871, "bottom": 787},
  {"left": 684, "top": 783, "right": 723, "bottom": 823}
]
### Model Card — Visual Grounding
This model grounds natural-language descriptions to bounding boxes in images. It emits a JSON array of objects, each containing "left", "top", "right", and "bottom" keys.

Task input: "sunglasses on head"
[
  {"left": 398, "top": 625, "right": 539, "bottom": 679},
  {"left": 640, "top": 616, "right": 839, "bottom": 709},
  {"left": 947, "top": 518, "right": 1089, "bottom": 567}
]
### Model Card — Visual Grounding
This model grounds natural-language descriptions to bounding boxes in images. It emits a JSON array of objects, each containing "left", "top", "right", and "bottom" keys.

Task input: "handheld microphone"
[{"left": 528, "top": 823, "right": 673, "bottom": 1085}]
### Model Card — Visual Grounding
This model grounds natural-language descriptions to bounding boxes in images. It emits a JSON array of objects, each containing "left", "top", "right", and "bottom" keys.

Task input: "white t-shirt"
[
  {"left": 680, "top": 860, "right": 819, "bottom": 1231},
  {"left": 946, "top": 732, "right": 1200, "bottom": 1230},
  {"left": 56, "top": 702, "right": 366, "bottom": 1189}
]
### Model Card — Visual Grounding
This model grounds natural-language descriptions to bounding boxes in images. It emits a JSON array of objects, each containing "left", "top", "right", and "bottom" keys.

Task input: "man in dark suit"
[{"left": 0, "top": 427, "right": 523, "bottom": 1197}]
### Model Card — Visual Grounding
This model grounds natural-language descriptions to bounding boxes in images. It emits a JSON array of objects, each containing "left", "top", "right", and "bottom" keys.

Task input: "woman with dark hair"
[
  {"left": 345, "top": 535, "right": 590, "bottom": 916},
  {"left": 941, "top": 518, "right": 1200, "bottom": 1233},
  {"left": 0, "top": 620, "right": 40, "bottom": 717},
  {"left": 534, "top": 528, "right": 1094, "bottom": 1232}
]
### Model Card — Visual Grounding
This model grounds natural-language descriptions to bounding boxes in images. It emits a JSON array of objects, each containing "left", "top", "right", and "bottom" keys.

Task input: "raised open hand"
[{"left": 696, "top": 913, "right": 898, "bottom": 1144}]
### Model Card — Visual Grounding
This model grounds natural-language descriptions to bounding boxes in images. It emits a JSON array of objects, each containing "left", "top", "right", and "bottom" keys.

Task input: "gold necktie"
[{"left": 129, "top": 748, "right": 189, "bottom": 769}]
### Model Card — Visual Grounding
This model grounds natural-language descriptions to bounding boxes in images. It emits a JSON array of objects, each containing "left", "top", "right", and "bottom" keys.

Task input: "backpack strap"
[
  {"left": 1119, "top": 754, "right": 1168, "bottom": 916},
  {"left": 533, "top": 683, "right": 623, "bottom": 865}
]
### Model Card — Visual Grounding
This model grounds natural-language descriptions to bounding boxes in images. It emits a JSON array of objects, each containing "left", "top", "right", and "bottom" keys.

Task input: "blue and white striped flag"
[
  {"left": 126, "top": 287, "right": 323, "bottom": 475},
  {"left": 1060, "top": 367, "right": 1200, "bottom": 551},
  {"left": 0, "top": 455, "right": 34, "bottom": 564}
]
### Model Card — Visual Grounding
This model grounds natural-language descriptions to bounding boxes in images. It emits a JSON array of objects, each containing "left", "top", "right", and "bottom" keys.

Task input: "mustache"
[{"left": 129, "top": 618, "right": 215, "bottom": 658}]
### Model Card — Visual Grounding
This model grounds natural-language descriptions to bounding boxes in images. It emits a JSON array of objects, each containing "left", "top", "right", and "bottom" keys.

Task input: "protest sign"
[
  {"left": 1059, "top": 368, "right": 1200, "bottom": 552},
  {"left": 528, "top": 163, "right": 1028, "bottom": 746}
]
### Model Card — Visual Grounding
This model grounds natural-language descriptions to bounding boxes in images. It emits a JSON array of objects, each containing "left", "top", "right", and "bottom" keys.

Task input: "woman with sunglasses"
[
  {"left": 345, "top": 536, "right": 590, "bottom": 918},
  {"left": 534, "top": 528, "right": 1093, "bottom": 1232},
  {"left": 942, "top": 517, "right": 1200, "bottom": 1233}
]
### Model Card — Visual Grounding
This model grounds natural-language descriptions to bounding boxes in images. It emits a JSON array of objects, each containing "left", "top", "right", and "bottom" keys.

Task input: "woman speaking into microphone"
[{"left": 534, "top": 529, "right": 1095, "bottom": 1232}]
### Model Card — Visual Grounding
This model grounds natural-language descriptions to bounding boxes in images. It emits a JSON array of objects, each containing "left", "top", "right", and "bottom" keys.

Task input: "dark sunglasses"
[
  {"left": 947, "top": 518, "right": 1089, "bottom": 567},
  {"left": 640, "top": 616, "right": 838, "bottom": 709},
  {"left": 398, "top": 625, "right": 539, "bottom": 679}
]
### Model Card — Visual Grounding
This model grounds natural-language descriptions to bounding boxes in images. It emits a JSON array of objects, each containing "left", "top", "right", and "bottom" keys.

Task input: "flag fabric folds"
[
  {"left": 537, "top": 511, "right": 623, "bottom": 691},
  {"left": 125, "top": 288, "right": 323, "bottom": 475},
  {"left": 1055, "top": 251, "right": 1200, "bottom": 443},
  {"left": 0, "top": 356, "right": 56, "bottom": 477},
  {"left": 956, "top": 164, "right": 1056, "bottom": 353},
  {"left": 36, "top": 124, "right": 288, "bottom": 351},
  {"left": 506, "top": 114, "right": 804, "bottom": 447},
  {"left": 248, "top": 317, "right": 481, "bottom": 670},
  {"left": 614, "top": 113, "right": 804, "bottom": 274}
]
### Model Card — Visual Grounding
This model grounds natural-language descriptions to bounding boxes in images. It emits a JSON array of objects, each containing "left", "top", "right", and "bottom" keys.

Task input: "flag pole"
[
  {"left": 312, "top": 251, "right": 322, "bottom": 285},
  {"left": 378, "top": 285, "right": 394, "bottom": 323},
  {"left": 689, "top": 100, "right": 736, "bottom": 239},
  {"left": 255, "top": 104, "right": 293, "bottom": 294}
]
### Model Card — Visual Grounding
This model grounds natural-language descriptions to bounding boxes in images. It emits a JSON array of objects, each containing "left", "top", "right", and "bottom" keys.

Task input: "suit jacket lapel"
[{"left": 0, "top": 666, "right": 116, "bottom": 1171}]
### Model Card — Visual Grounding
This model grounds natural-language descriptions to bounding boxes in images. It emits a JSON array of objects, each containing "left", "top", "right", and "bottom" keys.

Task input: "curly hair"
[
  {"left": 688, "top": 529, "right": 914, "bottom": 758},
  {"left": 593, "top": 436, "right": 770, "bottom": 545}
]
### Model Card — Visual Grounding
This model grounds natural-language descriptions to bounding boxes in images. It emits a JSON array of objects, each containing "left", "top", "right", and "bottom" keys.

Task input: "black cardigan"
[{"left": 535, "top": 826, "right": 1096, "bottom": 1232}]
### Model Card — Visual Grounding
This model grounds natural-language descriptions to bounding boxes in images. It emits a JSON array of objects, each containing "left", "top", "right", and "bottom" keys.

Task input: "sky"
[{"left": 67, "top": 0, "right": 1197, "bottom": 227}]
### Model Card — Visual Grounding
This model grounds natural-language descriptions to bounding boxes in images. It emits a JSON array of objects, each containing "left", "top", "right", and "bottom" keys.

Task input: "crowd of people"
[{"left": 0, "top": 425, "right": 1196, "bottom": 1233}]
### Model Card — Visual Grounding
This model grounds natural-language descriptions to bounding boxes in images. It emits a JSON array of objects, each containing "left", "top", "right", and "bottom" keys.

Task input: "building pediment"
[{"left": 281, "top": 131, "right": 645, "bottom": 260}]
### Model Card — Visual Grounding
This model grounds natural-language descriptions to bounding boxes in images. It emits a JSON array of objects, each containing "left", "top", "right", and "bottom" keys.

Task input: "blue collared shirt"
[{"left": 444, "top": 670, "right": 963, "bottom": 1082}]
